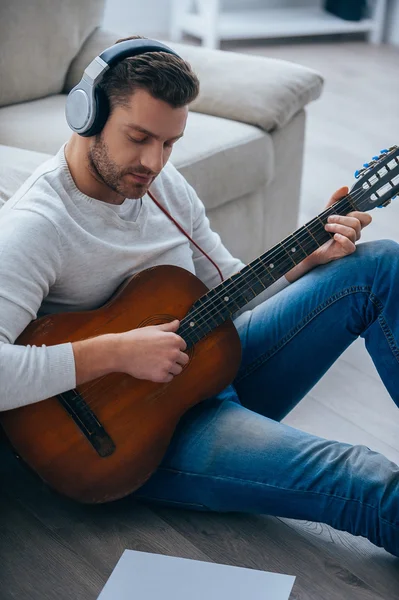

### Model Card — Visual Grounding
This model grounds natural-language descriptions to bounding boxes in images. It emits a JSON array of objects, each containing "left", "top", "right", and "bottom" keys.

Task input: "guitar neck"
[{"left": 181, "top": 193, "right": 356, "bottom": 345}]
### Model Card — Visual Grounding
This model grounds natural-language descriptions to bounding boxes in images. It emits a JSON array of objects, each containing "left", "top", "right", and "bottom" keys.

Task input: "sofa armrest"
[{"left": 64, "top": 28, "right": 323, "bottom": 133}]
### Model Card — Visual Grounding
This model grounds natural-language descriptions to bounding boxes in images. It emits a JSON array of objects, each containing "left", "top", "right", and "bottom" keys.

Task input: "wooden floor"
[{"left": 1, "top": 39, "right": 399, "bottom": 599}]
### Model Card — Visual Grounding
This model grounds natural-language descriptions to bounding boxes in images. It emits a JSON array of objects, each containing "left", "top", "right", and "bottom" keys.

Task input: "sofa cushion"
[
  {"left": 172, "top": 112, "right": 273, "bottom": 211},
  {"left": 0, "top": 96, "right": 72, "bottom": 154},
  {"left": 0, "top": 145, "right": 52, "bottom": 208},
  {"left": 0, "top": 97, "right": 274, "bottom": 210},
  {"left": 0, "top": 0, "right": 103, "bottom": 108}
]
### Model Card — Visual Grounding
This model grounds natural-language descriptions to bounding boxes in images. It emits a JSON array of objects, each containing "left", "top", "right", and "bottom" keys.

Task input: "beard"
[{"left": 87, "top": 133, "right": 155, "bottom": 200}]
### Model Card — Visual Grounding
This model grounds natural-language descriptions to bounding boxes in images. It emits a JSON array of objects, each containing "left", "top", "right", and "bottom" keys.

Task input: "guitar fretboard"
[{"left": 179, "top": 194, "right": 356, "bottom": 348}]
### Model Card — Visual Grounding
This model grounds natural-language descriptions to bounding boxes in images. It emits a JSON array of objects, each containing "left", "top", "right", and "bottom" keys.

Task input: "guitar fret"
[
  {"left": 293, "top": 229, "right": 308, "bottom": 253},
  {"left": 346, "top": 193, "right": 358, "bottom": 212},
  {"left": 309, "top": 218, "right": 328, "bottom": 244},
  {"left": 303, "top": 223, "right": 321, "bottom": 250},
  {"left": 281, "top": 240, "right": 297, "bottom": 265},
  {"left": 265, "top": 262, "right": 277, "bottom": 281},
  {"left": 247, "top": 262, "right": 266, "bottom": 287},
  {"left": 283, "top": 232, "right": 308, "bottom": 263}
]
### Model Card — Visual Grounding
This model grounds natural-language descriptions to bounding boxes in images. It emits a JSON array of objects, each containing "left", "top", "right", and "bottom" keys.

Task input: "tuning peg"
[
  {"left": 354, "top": 165, "right": 369, "bottom": 178},
  {"left": 372, "top": 155, "right": 379, "bottom": 160},
  {"left": 363, "top": 163, "right": 370, "bottom": 167},
  {"left": 379, "top": 194, "right": 398, "bottom": 207},
  {"left": 380, "top": 149, "right": 389, "bottom": 153}
]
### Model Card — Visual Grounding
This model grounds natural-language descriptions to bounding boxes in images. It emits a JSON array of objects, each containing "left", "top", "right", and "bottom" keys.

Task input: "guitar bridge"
[{"left": 57, "top": 390, "right": 116, "bottom": 457}]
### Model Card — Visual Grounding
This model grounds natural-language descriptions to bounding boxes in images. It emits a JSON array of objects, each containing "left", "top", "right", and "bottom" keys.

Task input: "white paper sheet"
[{"left": 97, "top": 549, "right": 296, "bottom": 600}]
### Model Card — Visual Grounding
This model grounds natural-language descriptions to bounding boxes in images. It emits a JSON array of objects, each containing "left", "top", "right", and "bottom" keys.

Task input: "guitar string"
[{"left": 61, "top": 160, "right": 399, "bottom": 405}]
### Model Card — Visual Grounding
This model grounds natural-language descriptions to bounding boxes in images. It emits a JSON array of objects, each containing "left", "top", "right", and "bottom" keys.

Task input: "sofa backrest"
[{"left": 0, "top": 0, "right": 105, "bottom": 108}]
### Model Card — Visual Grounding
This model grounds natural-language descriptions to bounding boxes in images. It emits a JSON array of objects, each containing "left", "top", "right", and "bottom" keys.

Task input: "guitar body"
[{"left": 0, "top": 265, "right": 242, "bottom": 504}]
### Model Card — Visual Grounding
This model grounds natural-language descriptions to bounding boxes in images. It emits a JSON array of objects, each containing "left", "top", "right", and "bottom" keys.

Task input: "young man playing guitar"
[{"left": 0, "top": 36, "right": 398, "bottom": 556}]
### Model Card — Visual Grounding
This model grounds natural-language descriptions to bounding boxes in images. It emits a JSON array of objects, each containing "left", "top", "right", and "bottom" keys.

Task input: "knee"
[
  {"left": 358, "top": 238, "right": 399, "bottom": 260},
  {"left": 374, "top": 238, "right": 399, "bottom": 256},
  {"left": 356, "top": 239, "right": 399, "bottom": 274}
]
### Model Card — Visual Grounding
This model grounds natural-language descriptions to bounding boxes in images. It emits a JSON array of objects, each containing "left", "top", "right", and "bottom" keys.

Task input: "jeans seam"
[
  {"left": 361, "top": 290, "right": 399, "bottom": 363},
  {"left": 377, "top": 313, "right": 399, "bottom": 364},
  {"left": 235, "top": 285, "right": 372, "bottom": 384},
  {"left": 152, "top": 467, "right": 399, "bottom": 528}
]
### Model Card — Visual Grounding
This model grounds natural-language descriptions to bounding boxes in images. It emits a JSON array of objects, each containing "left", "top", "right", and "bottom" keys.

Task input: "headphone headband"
[
  {"left": 65, "top": 39, "right": 180, "bottom": 137},
  {"left": 99, "top": 39, "right": 179, "bottom": 67}
]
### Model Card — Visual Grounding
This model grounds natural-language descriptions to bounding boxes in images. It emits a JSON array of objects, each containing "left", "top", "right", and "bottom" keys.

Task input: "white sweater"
[{"left": 0, "top": 144, "right": 289, "bottom": 410}]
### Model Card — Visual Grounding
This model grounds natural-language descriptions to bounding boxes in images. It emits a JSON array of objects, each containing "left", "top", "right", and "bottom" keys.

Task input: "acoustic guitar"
[{"left": 1, "top": 146, "right": 398, "bottom": 504}]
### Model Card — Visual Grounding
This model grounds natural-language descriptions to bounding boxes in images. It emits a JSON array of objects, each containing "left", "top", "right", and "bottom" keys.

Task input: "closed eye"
[
  {"left": 128, "top": 136, "right": 146, "bottom": 144},
  {"left": 127, "top": 135, "right": 178, "bottom": 148}
]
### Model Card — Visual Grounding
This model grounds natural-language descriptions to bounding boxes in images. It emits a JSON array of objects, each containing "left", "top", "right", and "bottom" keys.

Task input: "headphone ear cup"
[{"left": 80, "top": 87, "right": 110, "bottom": 137}]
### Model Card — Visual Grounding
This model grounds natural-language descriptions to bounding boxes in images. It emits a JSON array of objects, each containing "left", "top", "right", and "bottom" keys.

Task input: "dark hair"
[{"left": 99, "top": 35, "right": 200, "bottom": 111}]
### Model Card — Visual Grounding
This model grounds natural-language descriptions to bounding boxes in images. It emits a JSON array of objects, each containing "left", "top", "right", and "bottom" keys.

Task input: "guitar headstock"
[{"left": 349, "top": 145, "right": 399, "bottom": 212}]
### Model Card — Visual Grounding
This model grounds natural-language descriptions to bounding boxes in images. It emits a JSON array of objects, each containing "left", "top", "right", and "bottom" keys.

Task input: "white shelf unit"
[{"left": 169, "top": 1, "right": 388, "bottom": 49}]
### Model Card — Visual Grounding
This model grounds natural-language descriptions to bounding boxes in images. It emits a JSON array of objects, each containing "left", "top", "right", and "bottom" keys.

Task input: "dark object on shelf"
[{"left": 324, "top": 0, "right": 367, "bottom": 21}]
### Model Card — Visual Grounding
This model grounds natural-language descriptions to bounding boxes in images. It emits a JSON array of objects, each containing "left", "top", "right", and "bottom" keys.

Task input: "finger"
[
  {"left": 326, "top": 186, "right": 349, "bottom": 207},
  {"left": 325, "top": 223, "right": 357, "bottom": 243},
  {"left": 333, "top": 233, "right": 356, "bottom": 253},
  {"left": 346, "top": 211, "right": 372, "bottom": 228},
  {"left": 177, "top": 351, "right": 189, "bottom": 366},
  {"left": 327, "top": 216, "right": 361, "bottom": 239},
  {"left": 176, "top": 335, "right": 187, "bottom": 351},
  {"left": 179, "top": 339, "right": 187, "bottom": 352},
  {"left": 158, "top": 319, "right": 180, "bottom": 331},
  {"left": 169, "top": 362, "right": 183, "bottom": 376}
]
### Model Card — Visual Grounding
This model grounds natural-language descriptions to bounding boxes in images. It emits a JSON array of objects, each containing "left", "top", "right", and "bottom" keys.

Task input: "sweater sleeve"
[
  {"left": 188, "top": 184, "right": 290, "bottom": 314},
  {"left": 0, "top": 209, "right": 76, "bottom": 411}
]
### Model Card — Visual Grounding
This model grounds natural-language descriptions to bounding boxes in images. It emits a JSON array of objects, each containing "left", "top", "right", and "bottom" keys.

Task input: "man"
[{"left": 0, "top": 35, "right": 398, "bottom": 556}]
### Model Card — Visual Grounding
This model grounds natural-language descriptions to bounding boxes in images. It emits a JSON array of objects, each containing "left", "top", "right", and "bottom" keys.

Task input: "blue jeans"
[{"left": 135, "top": 240, "right": 399, "bottom": 557}]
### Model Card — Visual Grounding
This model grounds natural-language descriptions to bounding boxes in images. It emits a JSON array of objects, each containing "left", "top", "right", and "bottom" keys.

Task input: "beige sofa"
[{"left": 0, "top": 0, "right": 323, "bottom": 263}]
